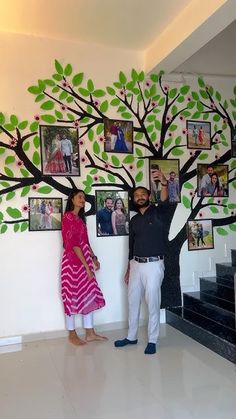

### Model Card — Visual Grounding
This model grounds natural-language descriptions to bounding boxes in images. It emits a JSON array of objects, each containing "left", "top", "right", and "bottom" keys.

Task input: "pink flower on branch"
[
  {"left": 73, "top": 120, "right": 80, "bottom": 128},
  {"left": 16, "top": 160, "right": 24, "bottom": 167},
  {"left": 32, "top": 184, "right": 39, "bottom": 191},
  {"left": 9, "top": 138, "right": 17, "bottom": 148},
  {"left": 21, "top": 204, "right": 29, "bottom": 213},
  {"left": 81, "top": 155, "right": 87, "bottom": 164},
  {"left": 34, "top": 114, "right": 40, "bottom": 121},
  {"left": 93, "top": 99, "right": 100, "bottom": 107},
  {"left": 145, "top": 79, "right": 152, "bottom": 87},
  {"left": 60, "top": 104, "right": 68, "bottom": 112}
]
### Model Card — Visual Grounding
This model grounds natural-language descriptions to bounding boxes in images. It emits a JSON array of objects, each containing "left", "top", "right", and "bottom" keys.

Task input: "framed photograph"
[
  {"left": 149, "top": 159, "right": 180, "bottom": 203},
  {"left": 96, "top": 190, "right": 129, "bottom": 237},
  {"left": 28, "top": 198, "right": 62, "bottom": 231},
  {"left": 187, "top": 120, "right": 211, "bottom": 150},
  {"left": 197, "top": 164, "right": 228, "bottom": 197},
  {"left": 40, "top": 125, "right": 80, "bottom": 176},
  {"left": 231, "top": 128, "right": 236, "bottom": 157},
  {"left": 187, "top": 219, "right": 214, "bottom": 251},
  {"left": 104, "top": 119, "right": 133, "bottom": 153}
]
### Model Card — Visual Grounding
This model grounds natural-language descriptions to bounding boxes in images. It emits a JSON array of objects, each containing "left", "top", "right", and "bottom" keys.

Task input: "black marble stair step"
[
  {"left": 206, "top": 275, "right": 234, "bottom": 288},
  {"left": 200, "top": 277, "right": 235, "bottom": 302},
  {"left": 183, "top": 292, "right": 235, "bottom": 330},
  {"left": 199, "top": 291, "right": 235, "bottom": 314},
  {"left": 231, "top": 249, "right": 236, "bottom": 267},
  {"left": 216, "top": 262, "right": 236, "bottom": 281},
  {"left": 166, "top": 307, "right": 236, "bottom": 364}
]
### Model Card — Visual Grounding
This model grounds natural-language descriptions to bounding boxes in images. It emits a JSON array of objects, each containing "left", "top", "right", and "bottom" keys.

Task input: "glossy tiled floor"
[{"left": 0, "top": 325, "right": 236, "bottom": 419}]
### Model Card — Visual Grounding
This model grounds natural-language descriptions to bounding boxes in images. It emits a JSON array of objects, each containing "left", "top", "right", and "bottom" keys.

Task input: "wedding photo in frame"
[
  {"left": 186, "top": 120, "right": 211, "bottom": 150},
  {"left": 197, "top": 164, "right": 228, "bottom": 197},
  {"left": 187, "top": 219, "right": 214, "bottom": 251},
  {"left": 28, "top": 198, "right": 62, "bottom": 231},
  {"left": 96, "top": 190, "right": 129, "bottom": 237},
  {"left": 40, "top": 125, "right": 80, "bottom": 176},
  {"left": 104, "top": 119, "right": 133, "bottom": 153},
  {"left": 149, "top": 158, "right": 180, "bottom": 203},
  {"left": 231, "top": 127, "right": 236, "bottom": 157}
]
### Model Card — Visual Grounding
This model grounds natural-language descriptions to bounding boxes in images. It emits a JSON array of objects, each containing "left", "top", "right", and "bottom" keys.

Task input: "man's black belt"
[{"left": 134, "top": 256, "right": 164, "bottom": 263}]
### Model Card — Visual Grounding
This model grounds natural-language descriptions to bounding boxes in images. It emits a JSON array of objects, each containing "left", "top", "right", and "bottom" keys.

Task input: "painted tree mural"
[{"left": 0, "top": 60, "right": 236, "bottom": 306}]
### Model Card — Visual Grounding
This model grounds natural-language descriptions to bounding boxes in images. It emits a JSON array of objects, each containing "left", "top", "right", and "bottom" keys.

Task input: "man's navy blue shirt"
[{"left": 97, "top": 208, "right": 113, "bottom": 234}]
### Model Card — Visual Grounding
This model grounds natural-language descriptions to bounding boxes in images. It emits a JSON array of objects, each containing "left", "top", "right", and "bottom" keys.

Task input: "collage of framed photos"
[{"left": 28, "top": 119, "right": 234, "bottom": 250}]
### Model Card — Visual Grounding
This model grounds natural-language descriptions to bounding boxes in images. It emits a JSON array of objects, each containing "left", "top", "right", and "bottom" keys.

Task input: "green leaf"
[
  {"left": 184, "top": 182, "right": 194, "bottom": 189},
  {"left": 180, "top": 85, "right": 190, "bottom": 95},
  {"left": 0, "top": 112, "right": 5, "bottom": 124},
  {"left": 10, "top": 115, "right": 18, "bottom": 126},
  {"left": 135, "top": 148, "right": 143, "bottom": 157},
  {"left": 181, "top": 111, "right": 191, "bottom": 117},
  {"left": 177, "top": 96, "right": 185, "bottom": 103},
  {"left": 223, "top": 207, "right": 229, "bottom": 215},
  {"left": 169, "top": 124, "right": 177, "bottom": 132},
  {"left": 78, "top": 87, "right": 90, "bottom": 97},
  {"left": 100, "top": 100, "right": 109, "bottom": 113},
  {"left": 18, "top": 120, "right": 28, "bottom": 130},
  {"left": 150, "top": 132, "right": 157, "bottom": 142},
  {"left": 138, "top": 71, "right": 144, "bottom": 82},
  {"left": 14, "top": 224, "right": 20, "bottom": 232},
  {"left": 146, "top": 125, "right": 154, "bottom": 133},
  {"left": 198, "top": 153, "right": 208, "bottom": 160},
  {"left": 131, "top": 69, "right": 138, "bottom": 82},
  {"left": 88, "top": 129, "right": 94, "bottom": 141},
  {"left": 20, "top": 222, "right": 28, "bottom": 232},
  {"left": 99, "top": 176, "right": 106, "bottom": 183},
  {"left": 6, "top": 191, "right": 15, "bottom": 201},
  {"left": 110, "top": 98, "right": 120, "bottom": 106},
  {"left": 232, "top": 111, "right": 236, "bottom": 121},
  {"left": 96, "top": 124, "right": 103, "bottom": 135},
  {"left": 203, "top": 113, "right": 209, "bottom": 120},
  {"left": 21, "top": 186, "right": 30, "bottom": 197},
  {"left": 23, "top": 141, "right": 30, "bottom": 152},
  {"left": 84, "top": 185, "right": 92, "bottom": 194},
  {"left": 191, "top": 91, "right": 199, "bottom": 101},
  {"left": 171, "top": 148, "right": 184, "bottom": 156},
  {"left": 137, "top": 160, "right": 144, "bottom": 169},
  {"left": 55, "top": 59, "right": 63, "bottom": 74},
  {"left": 4, "top": 123, "right": 15, "bottom": 131},
  {"left": 0, "top": 225, "right": 8, "bottom": 234},
  {"left": 215, "top": 91, "right": 222, "bottom": 102},
  {"left": 229, "top": 223, "right": 236, "bottom": 232},
  {"left": 123, "top": 155, "right": 134, "bottom": 164},
  {"left": 171, "top": 105, "right": 178, "bottom": 116},
  {"left": 216, "top": 227, "right": 228, "bottom": 236},
  {"left": 158, "top": 97, "right": 165, "bottom": 106},
  {"left": 93, "top": 89, "right": 106, "bottom": 97},
  {"left": 93, "top": 141, "right": 100, "bottom": 154},
  {"left": 6, "top": 207, "right": 22, "bottom": 219},
  {"left": 213, "top": 114, "right": 221, "bottom": 122},
  {"left": 59, "top": 91, "right": 68, "bottom": 100},
  {"left": 0, "top": 147, "right": 6, "bottom": 155},
  {"left": 118, "top": 106, "right": 127, "bottom": 113},
  {"left": 113, "top": 81, "right": 122, "bottom": 89},
  {"left": 101, "top": 151, "right": 108, "bottom": 161},
  {"left": 111, "top": 156, "right": 120, "bottom": 166},
  {"left": 37, "top": 186, "right": 53, "bottom": 194},
  {"left": 108, "top": 174, "right": 116, "bottom": 182},
  {"left": 20, "top": 168, "right": 29, "bottom": 177},
  {"left": 169, "top": 88, "right": 177, "bottom": 98},
  {"left": 121, "top": 112, "right": 132, "bottom": 119},
  {"left": 33, "top": 136, "right": 40, "bottom": 149},
  {"left": 154, "top": 120, "right": 161, "bottom": 130},
  {"left": 28, "top": 85, "right": 40, "bottom": 94},
  {"left": 32, "top": 151, "right": 40, "bottom": 166},
  {"left": 106, "top": 86, "right": 116, "bottom": 95},
  {"left": 182, "top": 196, "right": 191, "bottom": 208},
  {"left": 30, "top": 121, "right": 39, "bottom": 132},
  {"left": 87, "top": 79, "right": 94, "bottom": 93},
  {"left": 209, "top": 206, "right": 219, "bottom": 214},
  {"left": 55, "top": 110, "right": 63, "bottom": 119},
  {"left": 187, "top": 101, "right": 195, "bottom": 109},
  {"left": 67, "top": 113, "right": 75, "bottom": 121},
  {"left": 198, "top": 78, "right": 205, "bottom": 88},
  {"left": 64, "top": 63, "right": 72, "bottom": 76},
  {"left": 135, "top": 132, "right": 143, "bottom": 140},
  {"left": 199, "top": 89, "right": 208, "bottom": 99},
  {"left": 175, "top": 136, "right": 182, "bottom": 145},
  {"left": 5, "top": 156, "right": 15, "bottom": 164},
  {"left": 192, "top": 111, "right": 201, "bottom": 119},
  {"left": 135, "top": 171, "right": 143, "bottom": 182},
  {"left": 52, "top": 73, "right": 62, "bottom": 81},
  {"left": 228, "top": 203, "right": 236, "bottom": 209},
  {"left": 150, "top": 74, "right": 158, "bottom": 82},
  {"left": 119, "top": 71, "right": 127, "bottom": 84},
  {"left": 0, "top": 181, "right": 10, "bottom": 187},
  {"left": 230, "top": 160, "right": 236, "bottom": 169},
  {"left": 0, "top": 211, "right": 3, "bottom": 221},
  {"left": 231, "top": 180, "right": 236, "bottom": 189},
  {"left": 90, "top": 169, "right": 98, "bottom": 175},
  {"left": 44, "top": 79, "right": 55, "bottom": 87},
  {"left": 196, "top": 102, "right": 204, "bottom": 112},
  {"left": 72, "top": 73, "right": 84, "bottom": 86},
  {"left": 41, "top": 115, "right": 56, "bottom": 124},
  {"left": 41, "top": 100, "right": 55, "bottom": 110},
  {"left": 4, "top": 167, "right": 14, "bottom": 177},
  {"left": 163, "top": 138, "right": 172, "bottom": 149}
]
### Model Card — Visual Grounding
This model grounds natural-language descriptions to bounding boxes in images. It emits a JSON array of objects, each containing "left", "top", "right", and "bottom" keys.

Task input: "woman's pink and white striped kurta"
[{"left": 61, "top": 212, "right": 105, "bottom": 315}]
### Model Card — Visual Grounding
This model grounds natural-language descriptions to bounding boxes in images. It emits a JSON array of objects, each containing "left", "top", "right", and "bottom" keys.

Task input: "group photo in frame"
[
  {"left": 187, "top": 219, "right": 214, "bottom": 251},
  {"left": 149, "top": 158, "right": 180, "bottom": 203},
  {"left": 96, "top": 190, "right": 129, "bottom": 237},
  {"left": 197, "top": 164, "right": 228, "bottom": 197},
  {"left": 186, "top": 120, "right": 211, "bottom": 150},
  {"left": 231, "top": 127, "right": 236, "bottom": 157},
  {"left": 104, "top": 118, "right": 133, "bottom": 153},
  {"left": 40, "top": 125, "right": 80, "bottom": 176},
  {"left": 28, "top": 198, "right": 62, "bottom": 231}
]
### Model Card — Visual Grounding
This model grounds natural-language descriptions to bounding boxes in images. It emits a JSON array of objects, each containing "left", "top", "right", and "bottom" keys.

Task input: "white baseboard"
[{"left": 0, "top": 309, "right": 166, "bottom": 347}]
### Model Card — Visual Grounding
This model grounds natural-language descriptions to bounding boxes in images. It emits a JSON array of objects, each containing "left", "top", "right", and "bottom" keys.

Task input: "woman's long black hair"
[{"left": 65, "top": 189, "right": 86, "bottom": 223}]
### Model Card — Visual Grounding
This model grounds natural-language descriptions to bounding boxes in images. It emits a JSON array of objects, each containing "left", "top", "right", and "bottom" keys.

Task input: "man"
[
  {"left": 200, "top": 164, "right": 215, "bottom": 196},
  {"left": 109, "top": 121, "right": 118, "bottom": 150},
  {"left": 168, "top": 171, "right": 179, "bottom": 203},
  {"left": 114, "top": 171, "right": 168, "bottom": 355},
  {"left": 97, "top": 197, "right": 113, "bottom": 235},
  {"left": 61, "top": 134, "right": 73, "bottom": 173}
]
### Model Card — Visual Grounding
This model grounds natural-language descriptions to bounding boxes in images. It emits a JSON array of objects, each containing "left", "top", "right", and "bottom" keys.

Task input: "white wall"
[{"left": 0, "top": 32, "right": 235, "bottom": 339}]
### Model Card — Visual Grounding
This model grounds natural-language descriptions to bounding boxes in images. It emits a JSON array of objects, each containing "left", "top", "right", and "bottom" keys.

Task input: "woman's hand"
[
  {"left": 93, "top": 258, "right": 100, "bottom": 271},
  {"left": 86, "top": 266, "right": 94, "bottom": 280}
]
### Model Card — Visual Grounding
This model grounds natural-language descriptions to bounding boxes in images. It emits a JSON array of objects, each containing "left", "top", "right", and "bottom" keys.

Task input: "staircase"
[{"left": 166, "top": 249, "right": 236, "bottom": 363}]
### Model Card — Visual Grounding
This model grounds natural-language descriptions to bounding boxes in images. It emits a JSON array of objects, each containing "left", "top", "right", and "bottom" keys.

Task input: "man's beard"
[{"left": 134, "top": 198, "right": 150, "bottom": 209}]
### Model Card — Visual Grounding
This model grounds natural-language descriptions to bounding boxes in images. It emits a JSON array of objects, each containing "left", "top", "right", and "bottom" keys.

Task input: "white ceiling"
[{"left": 0, "top": 0, "right": 236, "bottom": 76}]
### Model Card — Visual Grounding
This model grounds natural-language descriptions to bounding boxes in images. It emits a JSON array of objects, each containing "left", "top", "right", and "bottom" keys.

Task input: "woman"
[
  {"left": 196, "top": 223, "right": 205, "bottom": 247},
  {"left": 45, "top": 201, "right": 53, "bottom": 229},
  {"left": 45, "top": 134, "right": 66, "bottom": 173},
  {"left": 198, "top": 126, "right": 205, "bottom": 145},
  {"left": 61, "top": 189, "right": 106, "bottom": 345},
  {"left": 203, "top": 172, "right": 224, "bottom": 197},
  {"left": 111, "top": 198, "right": 128, "bottom": 235},
  {"left": 114, "top": 123, "right": 128, "bottom": 152}
]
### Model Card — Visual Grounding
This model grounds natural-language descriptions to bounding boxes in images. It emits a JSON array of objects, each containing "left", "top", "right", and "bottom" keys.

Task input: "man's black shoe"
[
  {"left": 144, "top": 343, "right": 156, "bottom": 355},
  {"left": 114, "top": 338, "right": 138, "bottom": 347}
]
